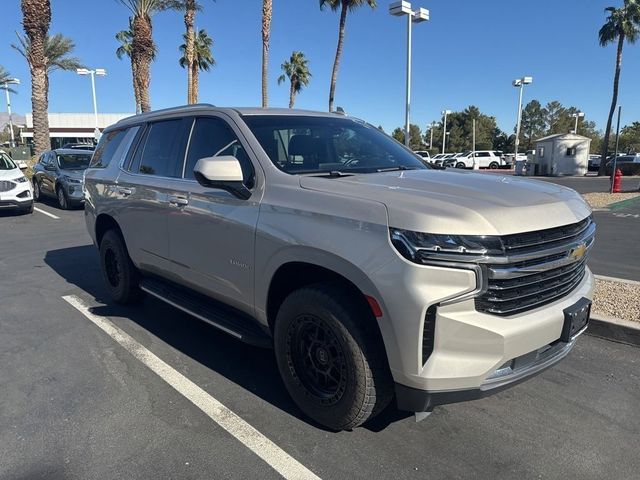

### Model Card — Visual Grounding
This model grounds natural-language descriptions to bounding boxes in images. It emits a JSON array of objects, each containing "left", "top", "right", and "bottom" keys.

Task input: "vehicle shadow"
[{"left": 44, "top": 245, "right": 410, "bottom": 432}]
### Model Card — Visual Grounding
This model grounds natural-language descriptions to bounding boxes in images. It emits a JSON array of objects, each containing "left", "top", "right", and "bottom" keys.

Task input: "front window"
[
  {"left": 57, "top": 153, "right": 92, "bottom": 170},
  {"left": 0, "top": 153, "right": 17, "bottom": 170},
  {"left": 244, "top": 115, "right": 428, "bottom": 175}
]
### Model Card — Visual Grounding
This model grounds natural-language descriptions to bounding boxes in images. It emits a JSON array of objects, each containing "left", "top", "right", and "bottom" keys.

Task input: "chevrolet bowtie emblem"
[{"left": 570, "top": 243, "right": 587, "bottom": 262}]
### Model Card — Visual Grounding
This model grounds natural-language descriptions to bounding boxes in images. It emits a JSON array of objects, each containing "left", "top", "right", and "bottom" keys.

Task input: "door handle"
[
  {"left": 118, "top": 187, "right": 133, "bottom": 196},
  {"left": 169, "top": 195, "right": 189, "bottom": 207}
]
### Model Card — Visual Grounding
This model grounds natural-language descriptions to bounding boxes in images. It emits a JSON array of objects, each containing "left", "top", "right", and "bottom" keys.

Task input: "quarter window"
[
  {"left": 90, "top": 129, "right": 127, "bottom": 168},
  {"left": 138, "top": 119, "right": 185, "bottom": 177}
]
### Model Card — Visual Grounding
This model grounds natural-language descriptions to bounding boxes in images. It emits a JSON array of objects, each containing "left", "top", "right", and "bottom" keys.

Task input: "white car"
[
  {"left": 0, "top": 151, "right": 34, "bottom": 214},
  {"left": 449, "top": 151, "right": 506, "bottom": 169},
  {"left": 414, "top": 150, "right": 430, "bottom": 159}
]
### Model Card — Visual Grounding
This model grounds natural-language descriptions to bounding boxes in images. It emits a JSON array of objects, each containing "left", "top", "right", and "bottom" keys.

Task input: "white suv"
[
  {"left": 0, "top": 151, "right": 33, "bottom": 214},
  {"left": 451, "top": 151, "right": 506, "bottom": 169}
]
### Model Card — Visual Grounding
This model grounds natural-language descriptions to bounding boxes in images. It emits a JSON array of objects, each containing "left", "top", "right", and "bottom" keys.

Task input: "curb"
[{"left": 587, "top": 314, "right": 640, "bottom": 347}]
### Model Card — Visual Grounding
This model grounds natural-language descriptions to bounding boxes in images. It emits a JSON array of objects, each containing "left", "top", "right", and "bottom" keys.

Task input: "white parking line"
[
  {"left": 62, "top": 295, "right": 321, "bottom": 480},
  {"left": 34, "top": 207, "right": 60, "bottom": 219}
]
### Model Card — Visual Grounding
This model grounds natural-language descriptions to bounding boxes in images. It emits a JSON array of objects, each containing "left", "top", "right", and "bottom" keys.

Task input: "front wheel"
[
  {"left": 56, "top": 186, "right": 68, "bottom": 210},
  {"left": 455, "top": 162, "right": 466, "bottom": 169},
  {"left": 33, "top": 180, "right": 41, "bottom": 201},
  {"left": 274, "top": 283, "right": 393, "bottom": 430},
  {"left": 489, "top": 161, "right": 500, "bottom": 169},
  {"left": 99, "top": 230, "right": 142, "bottom": 304}
]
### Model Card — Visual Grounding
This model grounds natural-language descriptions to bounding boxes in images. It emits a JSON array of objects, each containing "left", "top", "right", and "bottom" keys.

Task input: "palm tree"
[
  {"left": 20, "top": 0, "right": 52, "bottom": 154},
  {"left": 262, "top": 0, "right": 272, "bottom": 107},
  {"left": 179, "top": 0, "right": 203, "bottom": 104},
  {"left": 277, "top": 51, "right": 311, "bottom": 108},
  {"left": 0, "top": 66, "right": 18, "bottom": 94},
  {"left": 117, "top": 0, "right": 175, "bottom": 112},
  {"left": 598, "top": 0, "right": 640, "bottom": 175},
  {"left": 320, "top": 0, "right": 376, "bottom": 112},
  {"left": 179, "top": 29, "right": 214, "bottom": 103},
  {"left": 116, "top": 17, "right": 156, "bottom": 113}
]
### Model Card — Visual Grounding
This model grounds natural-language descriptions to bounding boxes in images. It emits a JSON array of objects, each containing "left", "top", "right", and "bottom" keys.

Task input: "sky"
[{"left": 0, "top": 0, "right": 639, "bottom": 134}]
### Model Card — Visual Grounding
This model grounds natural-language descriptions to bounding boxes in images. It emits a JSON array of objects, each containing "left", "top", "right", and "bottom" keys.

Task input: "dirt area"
[
  {"left": 593, "top": 278, "right": 640, "bottom": 323},
  {"left": 582, "top": 192, "right": 640, "bottom": 209}
]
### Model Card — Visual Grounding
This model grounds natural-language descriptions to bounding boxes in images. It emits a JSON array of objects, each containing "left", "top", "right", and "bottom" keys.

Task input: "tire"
[
  {"left": 489, "top": 161, "right": 500, "bottom": 170},
  {"left": 33, "top": 180, "right": 41, "bottom": 201},
  {"left": 56, "top": 185, "right": 68, "bottom": 210},
  {"left": 274, "top": 283, "right": 393, "bottom": 431},
  {"left": 99, "top": 230, "right": 142, "bottom": 304},
  {"left": 455, "top": 162, "right": 466, "bottom": 169}
]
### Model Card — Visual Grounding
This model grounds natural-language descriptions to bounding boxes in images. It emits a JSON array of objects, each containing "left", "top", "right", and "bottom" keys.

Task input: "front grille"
[
  {"left": 476, "top": 217, "right": 595, "bottom": 316},
  {"left": 0, "top": 181, "right": 16, "bottom": 192}
]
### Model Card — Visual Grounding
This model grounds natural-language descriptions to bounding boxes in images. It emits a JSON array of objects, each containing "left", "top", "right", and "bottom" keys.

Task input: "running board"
[{"left": 139, "top": 277, "right": 272, "bottom": 348}]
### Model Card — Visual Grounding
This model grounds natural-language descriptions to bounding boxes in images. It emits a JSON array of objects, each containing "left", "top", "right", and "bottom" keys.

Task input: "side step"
[{"left": 139, "top": 277, "right": 272, "bottom": 348}]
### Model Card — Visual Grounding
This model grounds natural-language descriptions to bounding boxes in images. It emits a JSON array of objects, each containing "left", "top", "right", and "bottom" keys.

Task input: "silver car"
[
  {"left": 32, "top": 148, "right": 93, "bottom": 209},
  {"left": 85, "top": 105, "right": 595, "bottom": 430}
]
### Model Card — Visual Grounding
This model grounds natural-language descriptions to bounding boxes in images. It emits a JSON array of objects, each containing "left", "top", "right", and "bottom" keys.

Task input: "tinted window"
[
  {"left": 476, "top": 152, "right": 490, "bottom": 157},
  {"left": 57, "top": 154, "right": 92, "bottom": 170},
  {"left": 184, "top": 117, "right": 254, "bottom": 184},
  {"left": 245, "top": 116, "right": 427, "bottom": 175},
  {"left": 90, "top": 129, "right": 127, "bottom": 168},
  {"left": 0, "top": 153, "right": 16, "bottom": 170},
  {"left": 138, "top": 119, "right": 185, "bottom": 177}
]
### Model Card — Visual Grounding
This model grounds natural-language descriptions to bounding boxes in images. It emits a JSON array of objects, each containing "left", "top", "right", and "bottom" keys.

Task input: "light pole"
[
  {"left": 2, "top": 77, "right": 20, "bottom": 148},
  {"left": 390, "top": 1, "right": 430, "bottom": 148},
  {"left": 428, "top": 121, "right": 437, "bottom": 149},
  {"left": 571, "top": 111, "right": 585, "bottom": 134},
  {"left": 441, "top": 109, "right": 451, "bottom": 154},
  {"left": 513, "top": 76, "right": 532, "bottom": 161},
  {"left": 77, "top": 68, "right": 107, "bottom": 141}
]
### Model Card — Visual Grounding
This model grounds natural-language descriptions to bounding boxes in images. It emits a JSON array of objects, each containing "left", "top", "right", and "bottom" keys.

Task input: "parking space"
[{"left": 1, "top": 203, "right": 639, "bottom": 479}]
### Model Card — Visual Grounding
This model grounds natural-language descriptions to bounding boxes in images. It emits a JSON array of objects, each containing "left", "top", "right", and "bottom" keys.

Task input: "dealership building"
[{"left": 21, "top": 112, "right": 133, "bottom": 150}]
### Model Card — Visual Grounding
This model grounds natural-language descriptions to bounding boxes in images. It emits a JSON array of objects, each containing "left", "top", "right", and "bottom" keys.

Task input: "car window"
[
  {"left": 90, "top": 129, "right": 128, "bottom": 168},
  {"left": 0, "top": 153, "right": 16, "bottom": 170},
  {"left": 57, "top": 154, "right": 92, "bottom": 170},
  {"left": 183, "top": 117, "right": 254, "bottom": 185},
  {"left": 138, "top": 119, "right": 186, "bottom": 177},
  {"left": 476, "top": 152, "right": 490, "bottom": 157}
]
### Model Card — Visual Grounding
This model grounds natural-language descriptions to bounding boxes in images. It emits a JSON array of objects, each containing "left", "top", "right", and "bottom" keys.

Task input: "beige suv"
[{"left": 85, "top": 105, "right": 595, "bottom": 430}]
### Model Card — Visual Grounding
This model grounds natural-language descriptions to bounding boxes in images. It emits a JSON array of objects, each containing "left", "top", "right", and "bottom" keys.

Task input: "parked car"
[
  {"left": 588, "top": 154, "right": 601, "bottom": 171},
  {"left": 414, "top": 150, "right": 430, "bottom": 159},
  {"left": 32, "top": 148, "right": 93, "bottom": 209},
  {"left": 0, "top": 150, "right": 33, "bottom": 214},
  {"left": 85, "top": 105, "right": 595, "bottom": 431},
  {"left": 62, "top": 142, "right": 96, "bottom": 151},
  {"left": 448, "top": 150, "right": 506, "bottom": 169},
  {"left": 431, "top": 153, "right": 446, "bottom": 161},
  {"left": 435, "top": 153, "right": 458, "bottom": 167}
]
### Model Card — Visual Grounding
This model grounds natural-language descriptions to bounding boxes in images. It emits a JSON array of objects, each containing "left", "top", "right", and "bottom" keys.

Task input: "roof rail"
[{"left": 115, "top": 103, "right": 216, "bottom": 124}]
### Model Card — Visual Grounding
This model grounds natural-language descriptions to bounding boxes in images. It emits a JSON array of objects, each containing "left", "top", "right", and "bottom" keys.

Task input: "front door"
[{"left": 165, "top": 115, "right": 261, "bottom": 315}]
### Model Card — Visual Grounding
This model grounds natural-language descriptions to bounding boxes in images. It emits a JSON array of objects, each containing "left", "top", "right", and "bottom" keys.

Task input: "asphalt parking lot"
[{"left": 1, "top": 190, "right": 639, "bottom": 479}]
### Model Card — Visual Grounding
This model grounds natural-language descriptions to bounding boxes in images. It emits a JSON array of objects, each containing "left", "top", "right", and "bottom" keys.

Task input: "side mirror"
[
  {"left": 193, "top": 155, "right": 251, "bottom": 200},
  {"left": 17, "top": 161, "right": 28, "bottom": 171}
]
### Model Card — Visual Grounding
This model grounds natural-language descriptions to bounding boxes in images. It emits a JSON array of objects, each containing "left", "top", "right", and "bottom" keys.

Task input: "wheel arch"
[{"left": 95, "top": 213, "right": 124, "bottom": 247}]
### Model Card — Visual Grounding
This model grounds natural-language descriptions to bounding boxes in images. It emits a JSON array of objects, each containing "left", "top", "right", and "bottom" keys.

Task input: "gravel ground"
[
  {"left": 593, "top": 278, "right": 640, "bottom": 323},
  {"left": 582, "top": 192, "right": 640, "bottom": 209}
]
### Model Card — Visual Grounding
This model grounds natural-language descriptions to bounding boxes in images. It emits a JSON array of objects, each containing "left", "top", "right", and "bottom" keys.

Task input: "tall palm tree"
[
  {"left": 116, "top": 17, "right": 156, "bottom": 113},
  {"left": 180, "top": 0, "right": 203, "bottom": 104},
  {"left": 277, "top": 51, "right": 311, "bottom": 108},
  {"left": 117, "top": 0, "right": 175, "bottom": 112},
  {"left": 320, "top": 0, "right": 376, "bottom": 112},
  {"left": 179, "top": 29, "right": 214, "bottom": 104},
  {"left": 20, "top": 0, "right": 52, "bottom": 154},
  {"left": 0, "top": 66, "right": 18, "bottom": 94},
  {"left": 262, "top": 0, "right": 272, "bottom": 107},
  {"left": 598, "top": 0, "right": 640, "bottom": 175}
]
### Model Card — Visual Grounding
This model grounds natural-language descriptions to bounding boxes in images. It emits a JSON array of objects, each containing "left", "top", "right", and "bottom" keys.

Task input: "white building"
[
  {"left": 22, "top": 112, "right": 133, "bottom": 150},
  {"left": 532, "top": 133, "right": 591, "bottom": 176}
]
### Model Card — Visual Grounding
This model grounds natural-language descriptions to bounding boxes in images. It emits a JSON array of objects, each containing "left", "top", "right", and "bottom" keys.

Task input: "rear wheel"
[
  {"left": 455, "top": 162, "right": 466, "bottom": 169},
  {"left": 99, "top": 230, "right": 142, "bottom": 304},
  {"left": 489, "top": 161, "right": 500, "bottom": 169},
  {"left": 274, "top": 283, "right": 393, "bottom": 430}
]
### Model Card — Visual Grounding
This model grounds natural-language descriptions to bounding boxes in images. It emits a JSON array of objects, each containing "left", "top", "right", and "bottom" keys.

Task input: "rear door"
[
  {"left": 164, "top": 114, "right": 262, "bottom": 314},
  {"left": 114, "top": 118, "right": 191, "bottom": 276},
  {"left": 475, "top": 151, "right": 491, "bottom": 167}
]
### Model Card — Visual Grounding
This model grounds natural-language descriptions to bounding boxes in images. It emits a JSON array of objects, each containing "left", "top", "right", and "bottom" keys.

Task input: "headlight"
[
  {"left": 390, "top": 227, "right": 504, "bottom": 264},
  {"left": 12, "top": 176, "right": 28, "bottom": 183}
]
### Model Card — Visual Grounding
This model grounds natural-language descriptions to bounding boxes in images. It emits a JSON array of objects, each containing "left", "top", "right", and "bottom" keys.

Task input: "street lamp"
[
  {"left": 571, "top": 111, "right": 585, "bottom": 134},
  {"left": 441, "top": 109, "right": 452, "bottom": 154},
  {"left": 513, "top": 76, "right": 532, "bottom": 162},
  {"left": 390, "top": 1, "right": 430, "bottom": 148},
  {"left": 2, "top": 77, "right": 20, "bottom": 148},
  {"left": 77, "top": 67, "right": 107, "bottom": 141},
  {"left": 428, "top": 121, "right": 437, "bottom": 148}
]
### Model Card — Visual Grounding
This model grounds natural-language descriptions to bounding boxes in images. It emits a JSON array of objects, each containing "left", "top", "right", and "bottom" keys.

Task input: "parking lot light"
[
  {"left": 428, "top": 121, "right": 437, "bottom": 148},
  {"left": 389, "top": 1, "right": 430, "bottom": 148},
  {"left": 513, "top": 76, "right": 533, "bottom": 163},
  {"left": 77, "top": 67, "right": 107, "bottom": 141},
  {"left": 2, "top": 77, "right": 20, "bottom": 148},
  {"left": 441, "top": 109, "right": 452, "bottom": 153},
  {"left": 571, "top": 112, "right": 585, "bottom": 134}
]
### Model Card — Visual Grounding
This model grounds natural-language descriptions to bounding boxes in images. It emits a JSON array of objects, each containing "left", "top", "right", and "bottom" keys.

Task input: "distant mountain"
[{"left": 0, "top": 112, "right": 26, "bottom": 130}]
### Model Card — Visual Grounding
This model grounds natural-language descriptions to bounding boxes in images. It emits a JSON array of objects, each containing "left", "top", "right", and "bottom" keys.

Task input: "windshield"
[
  {"left": 244, "top": 115, "right": 428, "bottom": 175},
  {"left": 57, "top": 153, "right": 92, "bottom": 170},
  {"left": 0, "top": 153, "right": 17, "bottom": 170}
]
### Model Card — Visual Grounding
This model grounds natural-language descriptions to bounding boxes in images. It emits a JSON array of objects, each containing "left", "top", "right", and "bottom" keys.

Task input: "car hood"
[
  {"left": 299, "top": 169, "right": 592, "bottom": 235},
  {"left": 59, "top": 169, "right": 86, "bottom": 181},
  {"left": 0, "top": 167, "right": 25, "bottom": 181}
]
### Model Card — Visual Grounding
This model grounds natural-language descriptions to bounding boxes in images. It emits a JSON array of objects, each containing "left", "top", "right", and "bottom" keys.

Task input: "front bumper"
[
  {"left": 0, "top": 183, "right": 33, "bottom": 210},
  {"left": 63, "top": 182, "right": 85, "bottom": 203}
]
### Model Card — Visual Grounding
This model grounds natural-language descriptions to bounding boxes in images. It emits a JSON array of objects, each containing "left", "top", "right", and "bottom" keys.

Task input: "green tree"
[
  {"left": 277, "top": 51, "right": 311, "bottom": 108},
  {"left": 439, "top": 106, "right": 498, "bottom": 152},
  {"left": 520, "top": 100, "right": 546, "bottom": 149},
  {"left": 179, "top": 29, "right": 214, "bottom": 104},
  {"left": 320, "top": 0, "right": 376, "bottom": 112},
  {"left": 176, "top": 0, "right": 203, "bottom": 104},
  {"left": 598, "top": 1, "right": 640, "bottom": 175},
  {"left": 19, "top": 0, "right": 52, "bottom": 154},
  {"left": 619, "top": 122, "right": 640, "bottom": 153},
  {"left": 391, "top": 124, "right": 425, "bottom": 150}
]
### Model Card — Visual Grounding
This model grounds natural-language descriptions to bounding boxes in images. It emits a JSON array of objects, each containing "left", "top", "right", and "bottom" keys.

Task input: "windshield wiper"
[{"left": 376, "top": 165, "right": 417, "bottom": 172}]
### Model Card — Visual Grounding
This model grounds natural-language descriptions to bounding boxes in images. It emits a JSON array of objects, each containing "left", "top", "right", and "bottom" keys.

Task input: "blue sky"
[{"left": 0, "top": 0, "right": 638, "bottom": 133}]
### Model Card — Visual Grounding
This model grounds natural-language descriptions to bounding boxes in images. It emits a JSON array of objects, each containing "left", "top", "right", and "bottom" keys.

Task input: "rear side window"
[
  {"left": 90, "top": 129, "right": 127, "bottom": 168},
  {"left": 138, "top": 119, "right": 186, "bottom": 177}
]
